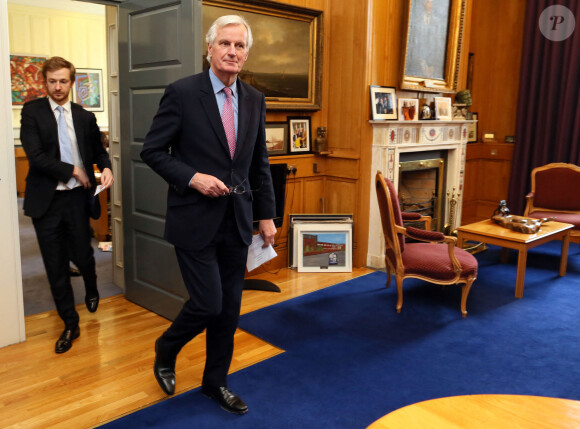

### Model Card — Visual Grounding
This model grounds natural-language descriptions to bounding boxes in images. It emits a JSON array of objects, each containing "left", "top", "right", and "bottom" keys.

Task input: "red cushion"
[
  {"left": 534, "top": 168, "right": 580, "bottom": 211},
  {"left": 528, "top": 211, "right": 580, "bottom": 229},
  {"left": 402, "top": 243, "right": 478, "bottom": 281}
]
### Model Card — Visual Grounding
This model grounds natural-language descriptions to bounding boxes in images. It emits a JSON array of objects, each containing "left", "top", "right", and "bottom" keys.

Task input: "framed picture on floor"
[
  {"left": 294, "top": 222, "right": 352, "bottom": 273},
  {"left": 289, "top": 214, "right": 354, "bottom": 268}
]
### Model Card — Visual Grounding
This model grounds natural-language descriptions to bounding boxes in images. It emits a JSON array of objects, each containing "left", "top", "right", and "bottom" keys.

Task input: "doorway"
[{"left": 8, "top": 0, "right": 122, "bottom": 316}]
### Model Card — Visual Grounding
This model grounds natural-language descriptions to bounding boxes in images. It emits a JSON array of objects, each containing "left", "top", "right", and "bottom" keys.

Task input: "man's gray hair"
[{"left": 206, "top": 15, "right": 253, "bottom": 63}]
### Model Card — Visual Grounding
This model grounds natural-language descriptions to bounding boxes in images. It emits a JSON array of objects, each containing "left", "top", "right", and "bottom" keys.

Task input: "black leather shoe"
[
  {"left": 153, "top": 338, "right": 176, "bottom": 395},
  {"left": 85, "top": 294, "right": 99, "bottom": 313},
  {"left": 55, "top": 326, "right": 80, "bottom": 354},
  {"left": 202, "top": 386, "right": 248, "bottom": 415}
]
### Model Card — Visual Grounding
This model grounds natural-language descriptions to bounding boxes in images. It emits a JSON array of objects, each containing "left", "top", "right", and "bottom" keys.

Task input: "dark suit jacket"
[
  {"left": 140, "top": 70, "right": 275, "bottom": 251},
  {"left": 20, "top": 97, "right": 112, "bottom": 219}
]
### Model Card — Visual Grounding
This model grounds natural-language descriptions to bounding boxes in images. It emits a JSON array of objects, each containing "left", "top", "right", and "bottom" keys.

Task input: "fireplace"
[
  {"left": 398, "top": 151, "right": 446, "bottom": 231},
  {"left": 367, "top": 119, "right": 473, "bottom": 268}
]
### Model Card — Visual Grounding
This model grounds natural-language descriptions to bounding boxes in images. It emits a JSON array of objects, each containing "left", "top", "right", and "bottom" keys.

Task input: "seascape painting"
[{"left": 203, "top": 4, "right": 312, "bottom": 103}]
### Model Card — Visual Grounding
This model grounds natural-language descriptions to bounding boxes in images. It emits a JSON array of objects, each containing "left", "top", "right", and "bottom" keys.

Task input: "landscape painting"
[{"left": 202, "top": 1, "right": 322, "bottom": 110}]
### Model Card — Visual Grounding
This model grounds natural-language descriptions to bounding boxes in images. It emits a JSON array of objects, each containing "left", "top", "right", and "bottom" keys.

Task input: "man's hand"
[
  {"left": 100, "top": 168, "right": 114, "bottom": 189},
  {"left": 259, "top": 219, "right": 276, "bottom": 248},
  {"left": 189, "top": 172, "right": 229, "bottom": 198},
  {"left": 73, "top": 166, "right": 90, "bottom": 189}
]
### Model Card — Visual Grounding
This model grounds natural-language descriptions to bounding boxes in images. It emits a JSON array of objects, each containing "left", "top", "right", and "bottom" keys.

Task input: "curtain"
[{"left": 507, "top": 0, "right": 580, "bottom": 215}]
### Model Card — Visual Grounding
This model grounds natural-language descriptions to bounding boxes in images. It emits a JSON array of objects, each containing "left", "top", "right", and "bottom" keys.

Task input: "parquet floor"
[{"left": 0, "top": 268, "right": 373, "bottom": 428}]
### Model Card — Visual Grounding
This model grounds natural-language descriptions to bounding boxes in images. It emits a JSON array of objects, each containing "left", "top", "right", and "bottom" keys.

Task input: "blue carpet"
[{"left": 103, "top": 242, "right": 580, "bottom": 428}]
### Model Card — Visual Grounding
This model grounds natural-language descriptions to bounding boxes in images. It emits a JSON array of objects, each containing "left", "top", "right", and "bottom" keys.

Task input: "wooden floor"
[{"left": 0, "top": 268, "right": 373, "bottom": 429}]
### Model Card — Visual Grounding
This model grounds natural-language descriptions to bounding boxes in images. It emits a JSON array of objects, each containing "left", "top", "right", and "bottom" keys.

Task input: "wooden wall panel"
[
  {"left": 303, "top": 178, "right": 325, "bottom": 212},
  {"left": 325, "top": 178, "right": 357, "bottom": 215},
  {"left": 461, "top": 0, "right": 525, "bottom": 225},
  {"left": 469, "top": 0, "right": 526, "bottom": 143},
  {"left": 462, "top": 142, "right": 514, "bottom": 224}
]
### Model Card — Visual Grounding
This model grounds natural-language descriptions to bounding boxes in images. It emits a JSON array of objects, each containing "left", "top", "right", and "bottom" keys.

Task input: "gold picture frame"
[
  {"left": 203, "top": 0, "right": 323, "bottom": 111},
  {"left": 400, "top": 0, "right": 466, "bottom": 93}
]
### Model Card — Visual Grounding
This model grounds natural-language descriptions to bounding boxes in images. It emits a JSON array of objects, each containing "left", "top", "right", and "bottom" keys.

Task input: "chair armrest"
[
  {"left": 402, "top": 212, "right": 432, "bottom": 230},
  {"left": 406, "top": 226, "right": 445, "bottom": 242},
  {"left": 524, "top": 192, "right": 535, "bottom": 216},
  {"left": 402, "top": 212, "right": 422, "bottom": 220}
]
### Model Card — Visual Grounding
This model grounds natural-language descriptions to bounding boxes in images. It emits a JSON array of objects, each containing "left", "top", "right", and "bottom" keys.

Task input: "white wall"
[
  {"left": 0, "top": 0, "right": 26, "bottom": 347},
  {"left": 8, "top": 2, "right": 108, "bottom": 139}
]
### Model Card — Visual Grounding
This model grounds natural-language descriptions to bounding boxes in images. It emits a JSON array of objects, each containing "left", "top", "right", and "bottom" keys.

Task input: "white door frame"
[{"left": 0, "top": 0, "right": 26, "bottom": 347}]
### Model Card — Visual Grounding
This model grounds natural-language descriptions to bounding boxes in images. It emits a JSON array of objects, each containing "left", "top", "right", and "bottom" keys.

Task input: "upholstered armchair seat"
[
  {"left": 525, "top": 211, "right": 580, "bottom": 230},
  {"left": 403, "top": 243, "right": 478, "bottom": 281}
]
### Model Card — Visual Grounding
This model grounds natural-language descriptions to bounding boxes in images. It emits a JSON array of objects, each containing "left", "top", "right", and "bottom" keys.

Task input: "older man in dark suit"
[
  {"left": 141, "top": 15, "right": 276, "bottom": 415},
  {"left": 20, "top": 56, "right": 113, "bottom": 354}
]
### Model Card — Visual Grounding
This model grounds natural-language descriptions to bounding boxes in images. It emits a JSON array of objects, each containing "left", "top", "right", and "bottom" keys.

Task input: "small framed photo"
[
  {"left": 72, "top": 68, "right": 104, "bottom": 111},
  {"left": 294, "top": 222, "right": 352, "bottom": 273},
  {"left": 370, "top": 85, "right": 397, "bottom": 120},
  {"left": 434, "top": 97, "right": 453, "bottom": 120},
  {"left": 288, "top": 117, "right": 311, "bottom": 153},
  {"left": 397, "top": 98, "right": 419, "bottom": 121},
  {"left": 265, "top": 122, "right": 288, "bottom": 155},
  {"left": 467, "top": 112, "right": 478, "bottom": 143}
]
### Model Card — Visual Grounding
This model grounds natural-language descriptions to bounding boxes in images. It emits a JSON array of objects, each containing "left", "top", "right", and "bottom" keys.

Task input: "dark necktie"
[{"left": 222, "top": 87, "right": 236, "bottom": 159}]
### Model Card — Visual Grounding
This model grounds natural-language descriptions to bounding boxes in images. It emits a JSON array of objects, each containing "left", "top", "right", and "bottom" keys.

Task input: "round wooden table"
[{"left": 368, "top": 395, "right": 580, "bottom": 428}]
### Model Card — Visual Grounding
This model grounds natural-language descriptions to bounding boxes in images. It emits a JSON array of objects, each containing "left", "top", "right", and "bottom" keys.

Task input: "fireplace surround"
[{"left": 367, "top": 119, "right": 474, "bottom": 268}]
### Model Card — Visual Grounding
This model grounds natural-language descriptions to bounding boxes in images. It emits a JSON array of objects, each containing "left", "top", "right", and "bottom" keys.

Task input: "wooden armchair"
[
  {"left": 375, "top": 171, "right": 478, "bottom": 317},
  {"left": 524, "top": 163, "right": 580, "bottom": 244}
]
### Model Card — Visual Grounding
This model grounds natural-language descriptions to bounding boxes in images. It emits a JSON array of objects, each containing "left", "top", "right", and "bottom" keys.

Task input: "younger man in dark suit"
[
  {"left": 20, "top": 56, "right": 114, "bottom": 354},
  {"left": 141, "top": 15, "right": 276, "bottom": 415}
]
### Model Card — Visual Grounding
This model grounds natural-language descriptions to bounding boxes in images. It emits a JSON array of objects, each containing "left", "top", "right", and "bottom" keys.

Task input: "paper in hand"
[
  {"left": 94, "top": 184, "right": 105, "bottom": 196},
  {"left": 246, "top": 233, "right": 277, "bottom": 272}
]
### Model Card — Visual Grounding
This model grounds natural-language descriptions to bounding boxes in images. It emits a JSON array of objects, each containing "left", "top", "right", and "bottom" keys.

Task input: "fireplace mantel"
[{"left": 367, "top": 119, "right": 475, "bottom": 268}]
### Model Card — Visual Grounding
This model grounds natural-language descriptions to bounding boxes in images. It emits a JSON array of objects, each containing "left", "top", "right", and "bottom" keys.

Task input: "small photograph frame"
[
  {"left": 370, "top": 85, "right": 398, "bottom": 120},
  {"left": 265, "top": 122, "right": 288, "bottom": 156},
  {"left": 288, "top": 117, "right": 311, "bottom": 153},
  {"left": 73, "top": 68, "right": 104, "bottom": 111},
  {"left": 434, "top": 96, "right": 453, "bottom": 120},
  {"left": 294, "top": 223, "right": 352, "bottom": 273},
  {"left": 467, "top": 112, "right": 478, "bottom": 142},
  {"left": 397, "top": 98, "right": 419, "bottom": 121}
]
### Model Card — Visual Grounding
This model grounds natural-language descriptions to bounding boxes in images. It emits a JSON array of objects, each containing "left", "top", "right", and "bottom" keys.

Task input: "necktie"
[
  {"left": 222, "top": 87, "right": 236, "bottom": 159},
  {"left": 56, "top": 106, "right": 77, "bottom": 188},
  {"left": 57, "top": 106, "right": 74, "bottom": 164}
]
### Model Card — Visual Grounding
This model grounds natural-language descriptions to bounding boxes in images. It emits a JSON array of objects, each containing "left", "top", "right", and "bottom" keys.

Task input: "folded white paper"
[
  {"left": 94, "top": 184, "right": 105, "bottom": 196},
  {"left": 246, "top": 233, "right": 277, "bottom": 272}
]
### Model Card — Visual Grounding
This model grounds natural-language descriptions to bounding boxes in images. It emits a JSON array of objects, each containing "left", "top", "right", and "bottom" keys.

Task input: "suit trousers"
[
  {"left": 32, "top": 187, "right": 97, "bottom": 329},
  {"left": 158, "top": 199, "right": 249, "bottom": 389}
]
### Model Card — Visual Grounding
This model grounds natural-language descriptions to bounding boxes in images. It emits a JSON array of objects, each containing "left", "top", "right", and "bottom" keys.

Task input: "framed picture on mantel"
[{"left": 370, "top": 85, "right": 398, "bottom": 120}]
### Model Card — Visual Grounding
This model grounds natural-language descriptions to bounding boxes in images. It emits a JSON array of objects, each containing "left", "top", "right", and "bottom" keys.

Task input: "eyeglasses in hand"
[{"left": 227, "top": 177, "right": 261, "bottom": 195}]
